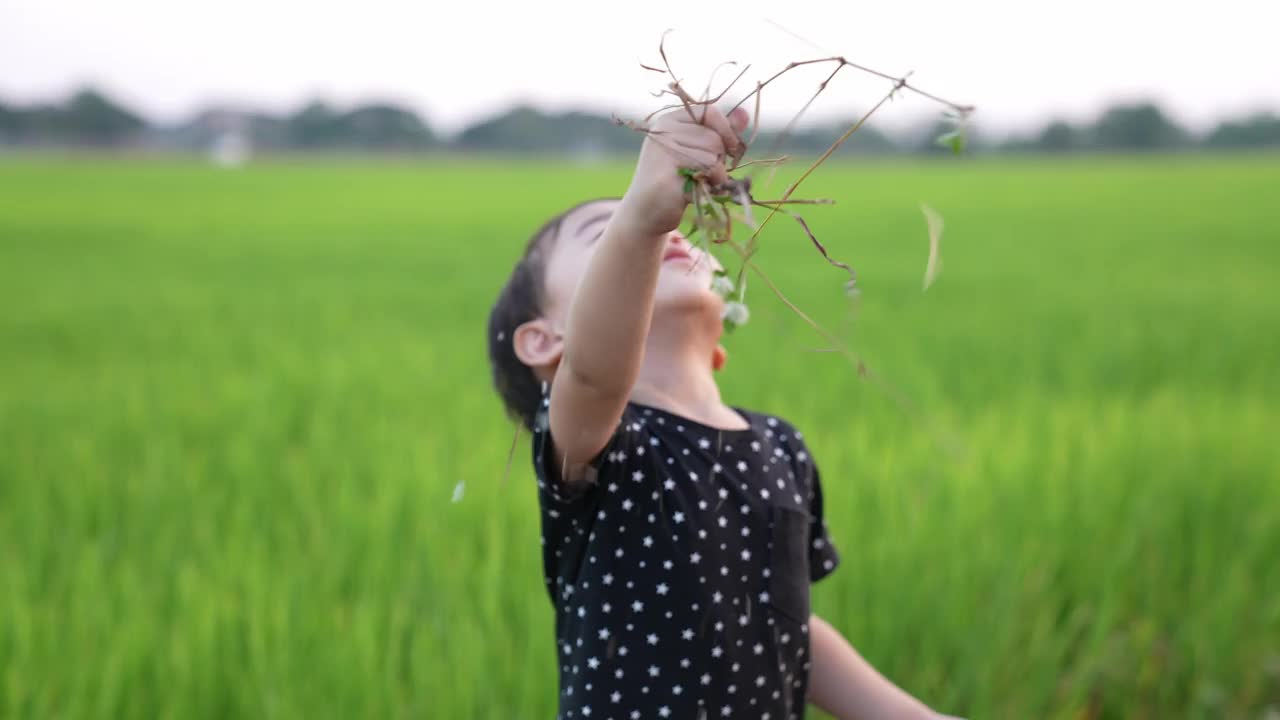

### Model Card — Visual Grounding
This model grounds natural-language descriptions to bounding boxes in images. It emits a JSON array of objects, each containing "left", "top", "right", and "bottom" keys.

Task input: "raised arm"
[{"left": 549, "top": 106, "right": 748, "bottom": 475}]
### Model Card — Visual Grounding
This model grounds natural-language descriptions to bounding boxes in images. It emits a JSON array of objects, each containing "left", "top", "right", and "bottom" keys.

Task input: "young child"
[{"left": 488, "top": 106, "right": 955, "bottom": 720}]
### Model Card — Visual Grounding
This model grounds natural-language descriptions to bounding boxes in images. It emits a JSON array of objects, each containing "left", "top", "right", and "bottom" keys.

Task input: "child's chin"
[{"left": 654, "top": 288, "right": 722, "bottom": 316}]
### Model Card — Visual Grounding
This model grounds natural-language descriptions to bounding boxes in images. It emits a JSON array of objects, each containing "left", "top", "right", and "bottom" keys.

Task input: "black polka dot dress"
[{"left": 532, "top": 401, "right": 841, "bottom": 720}]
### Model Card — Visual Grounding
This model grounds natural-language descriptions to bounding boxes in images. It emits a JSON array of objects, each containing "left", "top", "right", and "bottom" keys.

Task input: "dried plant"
[
  {"left": 491, "top": 28, "right": 974, "bottom": 488},
  {"left": 615, "top": 29, "right": 972, "bottom": 337},
  {"left": 615, "top": 29, "right": 972, "bottom": 454}
]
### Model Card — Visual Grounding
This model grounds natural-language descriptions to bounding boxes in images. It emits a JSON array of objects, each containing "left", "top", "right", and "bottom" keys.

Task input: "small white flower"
[
  {"left": 721, "top": 301, "right": 750, "bottom": 328},
  {"left": 711, "top": 274, "right": 735, "bottom": 297}
]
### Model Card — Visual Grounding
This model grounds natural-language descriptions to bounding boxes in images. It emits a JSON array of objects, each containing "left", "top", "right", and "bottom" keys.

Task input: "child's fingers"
[
  {"left": 702, "top": 158, "right": 730, "bottom": 186},
  {"left": 665, "top": 145, "right": 717, "bottom": 175},
  {"left": 698, "top": 106, "right": 745, "bottom": 157},
  {"left": 669, "top": 144, "right": 726, "bottom": 185},
  {"left": 651, "top": 109, "right": 732, "bottom": 182},
  {"left": 672, "top": 125, "right": 722, "bottom": 155}
]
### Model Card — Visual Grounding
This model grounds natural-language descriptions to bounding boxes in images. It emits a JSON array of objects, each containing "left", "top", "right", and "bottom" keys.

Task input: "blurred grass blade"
[{"left": 920, "top": 203, "right": 944, "bottom": 291}]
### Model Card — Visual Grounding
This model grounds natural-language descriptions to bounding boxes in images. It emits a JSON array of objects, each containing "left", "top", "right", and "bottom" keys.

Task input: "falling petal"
[
  {"left": 451, "top": 480, "right": 465, "bottom": 504},
  {"left": 734, "top": 183, "right": 756, "bottom": 228},
  {"left": 920, "top": 203, "right": 944, "bottom": 290}
]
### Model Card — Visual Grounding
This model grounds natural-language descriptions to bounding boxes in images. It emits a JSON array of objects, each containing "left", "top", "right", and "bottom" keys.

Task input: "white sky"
[{"left": 1, "top": 0, "right": 1277, "bottom": 137}]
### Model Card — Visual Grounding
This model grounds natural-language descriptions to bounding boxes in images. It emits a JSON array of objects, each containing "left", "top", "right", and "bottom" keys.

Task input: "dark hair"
[{"left": 487, "top": 197, "right": 618, "bottom": 431}]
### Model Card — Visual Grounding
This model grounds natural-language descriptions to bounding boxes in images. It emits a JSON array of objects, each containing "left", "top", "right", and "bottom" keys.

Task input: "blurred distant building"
[{"left": 211, "top": 125, "right": 251, "bottom": 168}]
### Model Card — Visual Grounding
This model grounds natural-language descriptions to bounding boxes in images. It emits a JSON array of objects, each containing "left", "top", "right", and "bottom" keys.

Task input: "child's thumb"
[{"left": 728, "top": 107, "right": 750, "bottom": 135}]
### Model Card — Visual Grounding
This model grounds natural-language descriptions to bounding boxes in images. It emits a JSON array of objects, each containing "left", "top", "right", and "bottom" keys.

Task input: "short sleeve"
[
  {"left": 531, "top": 398, "right": 641, "bottom": 505},
  {"left": 792, "top": 431, "right": 840, "bottom": 583}
]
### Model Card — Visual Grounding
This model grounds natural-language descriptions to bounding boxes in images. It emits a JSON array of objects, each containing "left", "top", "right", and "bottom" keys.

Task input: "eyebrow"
[{"left": 573, "top": 210, "right": 613, "bottom": 242}]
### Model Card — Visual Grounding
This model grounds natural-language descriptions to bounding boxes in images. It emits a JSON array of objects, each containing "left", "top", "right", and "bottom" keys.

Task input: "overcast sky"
[{"left": 2, "top": 0, "right": 1277, "bottom": 137}]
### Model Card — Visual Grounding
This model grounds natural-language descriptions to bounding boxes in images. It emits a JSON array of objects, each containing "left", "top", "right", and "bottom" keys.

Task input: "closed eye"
[{"left": 574, "top": 211, "right": 612, "bottom": 246}]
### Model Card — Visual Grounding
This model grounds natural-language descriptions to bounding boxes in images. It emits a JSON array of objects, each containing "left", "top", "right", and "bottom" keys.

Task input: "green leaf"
[{"left": 683, "top": 177, "right": 694, "bottom": 194}]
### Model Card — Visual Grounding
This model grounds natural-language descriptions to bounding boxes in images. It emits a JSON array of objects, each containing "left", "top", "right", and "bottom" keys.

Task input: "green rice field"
[{"left": 1, "top": 154, "right": 1278, "bottom": 718}]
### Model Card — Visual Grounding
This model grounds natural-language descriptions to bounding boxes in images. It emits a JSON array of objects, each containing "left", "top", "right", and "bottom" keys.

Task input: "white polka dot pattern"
[{"left": 532, "top": 401, "right": 840, "bottom": 720}]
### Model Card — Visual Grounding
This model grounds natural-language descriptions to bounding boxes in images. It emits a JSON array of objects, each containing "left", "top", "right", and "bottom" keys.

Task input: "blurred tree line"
[{"left": 2, "top": 87, "right": 1278, "bottom": 155}]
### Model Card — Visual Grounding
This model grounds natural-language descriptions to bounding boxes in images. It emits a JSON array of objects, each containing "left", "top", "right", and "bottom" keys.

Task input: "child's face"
[{"left": 541, "top": 198, "right": 725, "bottom": 331}]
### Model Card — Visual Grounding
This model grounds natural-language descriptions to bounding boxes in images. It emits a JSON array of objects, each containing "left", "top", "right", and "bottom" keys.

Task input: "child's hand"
[{"left": 619, "top": 105, "right": 750, "bottom": 239}]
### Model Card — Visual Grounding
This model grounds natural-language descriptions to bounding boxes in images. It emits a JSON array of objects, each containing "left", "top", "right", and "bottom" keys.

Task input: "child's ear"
[
  {"left": 712, "top": 344, "right": 728, "bottom": 372},
  {"left": 512, "top": 318, "right": 565, "bottom": 371}
]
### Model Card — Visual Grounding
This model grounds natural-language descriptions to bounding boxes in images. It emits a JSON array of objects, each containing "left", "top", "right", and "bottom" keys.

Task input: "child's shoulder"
[
  {"left": 728, "top": 404, "right": 809, "bottom": 440},
  {"left": 625, "top": 400, "right": 811, "bottom": 449},
  {"left": 732, "top": 404, "right": 804, "bottom": 431}
]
